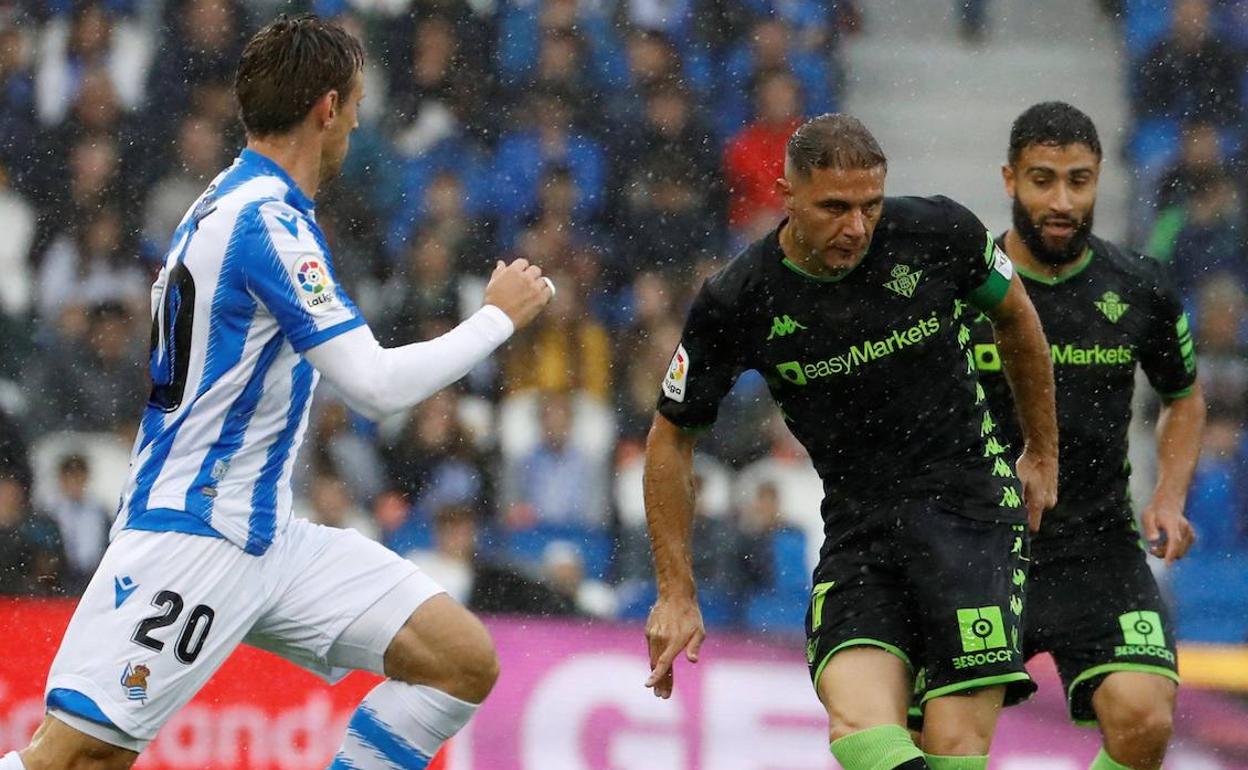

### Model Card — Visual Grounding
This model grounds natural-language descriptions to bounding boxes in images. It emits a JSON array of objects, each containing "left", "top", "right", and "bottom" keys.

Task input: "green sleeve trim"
[
  {"left": 920, "top": 672, "right": 1032, "bottom": 704},
  {"left": 968, "top": 269, "right": 1011, "bottom": 312},
  {"left": 1066, "top": 662, "right": 1179, "bottom": 704},
  {"left": 782, "top": 257, "right": 855, "bottom": 282},
  {"left": 812, "top": 638, "right": 914, "bottom": 686},
  {"left": 1158, "top": 386, "right": 1194, "bottom": 403}
]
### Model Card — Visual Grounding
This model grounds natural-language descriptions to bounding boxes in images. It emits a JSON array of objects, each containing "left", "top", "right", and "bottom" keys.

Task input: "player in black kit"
[
  {"left": 965, "top": 103, "right": 1205, "bottom": 770},
  {"left": 642, "top": 114, "right": 1059, "bottom": 770}
]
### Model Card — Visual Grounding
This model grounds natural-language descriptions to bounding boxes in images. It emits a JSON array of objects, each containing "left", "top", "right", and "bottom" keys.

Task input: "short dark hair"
[
  {"left": 786, "top": 113, "right": 887, "bottom": 176},
  {"left": 1008, "top": 102, "right": 1102, "bottom": 166},
  {"left": 235, "top": 14, "right": 364, "bottom": 137},
  {"left": 59, "top": 453, "right": 89, "bottom": 476}
]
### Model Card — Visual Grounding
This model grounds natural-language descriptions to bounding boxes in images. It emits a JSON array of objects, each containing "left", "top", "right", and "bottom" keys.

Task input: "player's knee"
[
  {"left": 1099, "top": 694, "right": 1173, "bottom": 751},
  {"left": 452, "top": 631, "right": 499, "bottom": 703}
]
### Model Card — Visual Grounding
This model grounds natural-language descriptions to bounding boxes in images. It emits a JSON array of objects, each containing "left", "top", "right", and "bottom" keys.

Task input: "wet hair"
[
  {"left": 785, "top": 113, "right": 887, "bottom": 177},
  {"left": 1008, "top": 102, "right": 1102, "bottom": 166},
  {"left": 235, "top": 14, "right": 364, "bottom": 137}
]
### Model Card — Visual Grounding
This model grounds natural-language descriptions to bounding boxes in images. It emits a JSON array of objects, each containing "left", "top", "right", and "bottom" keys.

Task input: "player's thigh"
[
  {"left": 1038, "top": 531, "right": 1179, "bottom": 725},
  {"left": 806, "top": 508, "right": 920, "bottom": 738},
  {"left": 247, "top": 520, "right": 444, "bottom": 682},
  {"left": 383, "top": 593, "right": 499, "bottom": 699},
  {"left": 905, "top": 512, "right": 1034, "bottom": 716},
  {"left": 45, "top": 530, "right": 267, "bottom": 747}
]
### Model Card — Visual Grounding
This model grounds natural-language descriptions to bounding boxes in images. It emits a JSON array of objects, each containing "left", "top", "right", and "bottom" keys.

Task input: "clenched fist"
[{"left": 483, "top": 258, "right": 554, "bottom": 330}]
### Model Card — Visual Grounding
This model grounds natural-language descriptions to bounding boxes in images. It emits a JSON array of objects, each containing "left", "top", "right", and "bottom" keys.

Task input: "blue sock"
[{"left": 329, "top": 682, "right": 478, "bottom": 769}]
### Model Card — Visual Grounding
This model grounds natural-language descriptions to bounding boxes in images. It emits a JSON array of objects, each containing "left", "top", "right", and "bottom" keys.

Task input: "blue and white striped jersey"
[{"left": 114, "top": 149, "right": 365, "bottom": 555}]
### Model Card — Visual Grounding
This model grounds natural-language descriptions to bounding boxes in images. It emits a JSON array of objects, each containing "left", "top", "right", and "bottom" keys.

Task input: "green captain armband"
[{"left": 968, "top": 235, "right": 1014, "bottom": 311}]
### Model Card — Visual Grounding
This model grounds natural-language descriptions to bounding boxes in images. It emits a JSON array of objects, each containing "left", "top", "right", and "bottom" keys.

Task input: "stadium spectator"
[
  {"left": 0, "top": 468, "right": 64, "bottom": 596},
  {"left": 1146, "top": 168, "right": 1245, "bottom": 297},
  {"left": 1135, "top": 0, "right": 1243, "bottom": 127},
  {"left": 408, "top": 503, "right": 574, "bottom": 615},
  {"left": 541, "top": 539, "right": 618, "bottom": 618},
  {"left": 42, "top": 453, "right": 110, "bottom": 593},
  {"left": 0, "top": 161, "right": 34, "bottom": 324},
  {"left": 1195, "top": 276, "right": 1248, "bottom": 417},
  {"left": 505, "top": 392, "right": 609, "bottom": 529},
  {"left": 502, "top": 270, "right": 611, "bottom": 398},
  {"left": 614, "top": 285, "right": 683, "bottom": 441},
  {"left": 34, "top": 0, "right": 149, "bottom": 125},
  {"left": 492, "top": 92, "right": 606, "bottom": 251},
  {"left": 1154, "top": 119, "right": 1224, "bottom": 212},
  {"left": 385, "top": 14, "right": 489, "bottom": 155},
  {"left": 26, "top": 300, "right": 146, "bottom": 434},
  {"left": 719, "top": 16, "right": 834, "bottom": 138},
  {"left": 143, "top": 0, "right": 245, "bottom": 125},
  {"left": 382, "top": 390, "right": 492, "bottom": 531},
  {"left": 376, "top": 228, "right": 462, "bottom": 346},
  {"left": 35, "top": 204, "right": 147, "bottom": 335},
  {"left": 0, "top": 19, "right": 37, "bottom": 191},
  {"left": 142, "top": 113, "right": 225, "bottom": 255},
  {"left": 724, "top": 68, "right": 804, "bottom": 247},
  {"left": 302, "top": 399, "right": 388, "bottom": 505},
  {"left": 299, "top": 470, "right": 380, "bottom": 540},
  {"left": 1184, "top": 405, "right": 1248, "bottom": 557}
]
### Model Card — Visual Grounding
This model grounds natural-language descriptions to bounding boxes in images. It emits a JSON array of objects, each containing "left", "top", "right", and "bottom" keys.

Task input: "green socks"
[
  {"left": 831, "top": 725, "right": 926, "bottom": 770},
  {"left": 925, "top": 754, "right": 989, "bottom": 770},
  {"left": 1089, "top": 749, "right": 1140, "bottom": 770}
]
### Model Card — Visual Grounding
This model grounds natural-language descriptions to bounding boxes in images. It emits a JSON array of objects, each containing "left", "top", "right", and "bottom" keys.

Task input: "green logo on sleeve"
[
  {"left": 1119, "top": 610, "right": 1165, "bottom": 647},
  {"left": 884, "top": 264, "right": 923, "bottom": 298},
  {"left": 767, "top": 315, "right": 807, "bottom": 340},
  {"left": 1095, "top": 291, "right": 1129, "bottom": 323},
  {"left": 957, "top": 607, "right": 1007, "bottom": 652}
]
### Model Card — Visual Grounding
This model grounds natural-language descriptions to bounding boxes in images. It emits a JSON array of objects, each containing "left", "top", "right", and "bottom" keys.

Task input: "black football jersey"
[
  {"left": 658, "top": 196, "right": 1025, "bottom": 523},
  {"left": 969, "top": 235, "right": 1197, "bottom": 537}
]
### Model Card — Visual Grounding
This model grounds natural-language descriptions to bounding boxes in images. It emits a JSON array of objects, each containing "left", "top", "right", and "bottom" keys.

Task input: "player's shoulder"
[
  {"left": 1088, "top": 235, "right": 1173, "bottom": 292},
  {"left": 878, "top": 195, "right": 982, "bottom": 238},
  {"left": 699, "top": 229, "right": 779, "bottom": 307}
]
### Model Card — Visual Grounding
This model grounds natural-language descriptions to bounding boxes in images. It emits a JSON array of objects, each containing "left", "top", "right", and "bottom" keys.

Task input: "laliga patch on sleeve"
[
  {"left": 663, "top": 343, "right": 689, "bottom": 402},
  {"left": 992, "top": 245, "right": 1014, "bottom": 280},
  {"left": 290, "top": 255, "right": 339, "bottom": 313}
]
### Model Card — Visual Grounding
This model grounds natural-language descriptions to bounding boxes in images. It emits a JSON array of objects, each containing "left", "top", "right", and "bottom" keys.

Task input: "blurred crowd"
[
  {"left": 1121, "top": 0, "right": 1248, "bottom": 642},
  {"left": 0, "top": 0, "right": 1246, "bottom": 642}
]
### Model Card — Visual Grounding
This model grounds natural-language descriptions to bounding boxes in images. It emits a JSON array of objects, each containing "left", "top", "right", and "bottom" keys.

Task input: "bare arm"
[
  {"left": 1141, "top": 383, "right": 1206, "bottom": 563},
  {"left": 985, "top": 275, "right": 1058, "bottom": 530},
  {"left": 642, "top": 412, "right": 705, "bottom": 698}
]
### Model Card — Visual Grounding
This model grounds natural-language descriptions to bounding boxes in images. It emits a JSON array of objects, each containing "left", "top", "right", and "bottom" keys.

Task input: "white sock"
[
  {"left": 0, "top": 751, "right": 26, "bottom": 770},
  {"left": 329, "top": 682, "right": 478, "bottom": 769}
]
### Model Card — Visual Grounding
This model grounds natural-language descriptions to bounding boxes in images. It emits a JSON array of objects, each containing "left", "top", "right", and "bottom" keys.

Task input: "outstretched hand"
[{"left": 644, "top": 594, "right": 705, "bottom": 699}]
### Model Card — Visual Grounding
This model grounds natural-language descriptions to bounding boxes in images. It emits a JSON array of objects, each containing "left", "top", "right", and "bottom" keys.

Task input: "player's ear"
[
  {"left": 314, "top": 89, "right": 340, "bottom": 130},
  {"left": 1001, "top": 164, "right": 1016, "bottom": 198},
  {"left": 775, "top": 176, "right": 792, "bottom": 206}
]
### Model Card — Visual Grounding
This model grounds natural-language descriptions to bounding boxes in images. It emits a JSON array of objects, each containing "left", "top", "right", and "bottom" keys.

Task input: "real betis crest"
[
  {"left": 1095, "top": 291, "right": 1129, "bottom": 323},
  {"left": 884, "top": 264, "right": 922, "bottom": 298}
]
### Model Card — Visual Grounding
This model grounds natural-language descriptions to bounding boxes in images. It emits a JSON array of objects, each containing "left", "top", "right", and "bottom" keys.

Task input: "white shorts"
[{"left": 44, "top": 518, "right": 444, "bottom": 750}]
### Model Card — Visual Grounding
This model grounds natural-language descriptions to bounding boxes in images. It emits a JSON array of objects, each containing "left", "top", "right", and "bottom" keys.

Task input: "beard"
[{"left": 1012, "top": 197, "right": 1094, "bottom": 267}]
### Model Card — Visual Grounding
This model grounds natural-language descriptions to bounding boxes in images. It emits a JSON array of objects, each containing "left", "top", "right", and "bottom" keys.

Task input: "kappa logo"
[
  {"left": 663, "top": 343, "right": 689, "bottom": 402},
  {"left": 884, "top": 264, "right": 923, "bottom": 298},
  {"left": 121, "top": 663, "right": 151, "bottom": 703},
  {"left": 1096, "top": 291, "right": 1129, "bottom": 323},
  {"left": 767, "top": 315, "right": 807, "bottom": 340}
]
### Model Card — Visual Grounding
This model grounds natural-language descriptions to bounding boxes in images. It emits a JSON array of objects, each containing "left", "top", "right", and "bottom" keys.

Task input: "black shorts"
[
  {"left": 805, "top": 500, "right": 1035, "bottom": 712},
  {"left": 1024, "top": 520, "right": 1180, "bottom": 725}
]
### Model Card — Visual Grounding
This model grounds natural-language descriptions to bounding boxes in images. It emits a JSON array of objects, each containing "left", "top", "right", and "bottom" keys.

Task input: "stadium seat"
[
  {"left": 1171, "top": 557, "right": 1248, "bottom": 643},
  {"left": 502, "top": 523, "right": 614, "bottom": 581}
]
